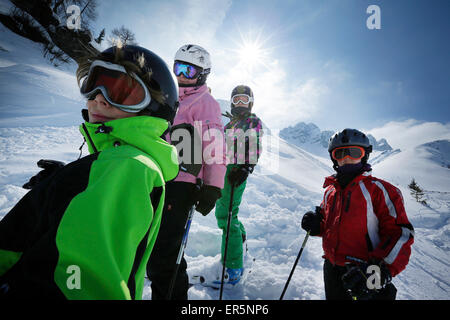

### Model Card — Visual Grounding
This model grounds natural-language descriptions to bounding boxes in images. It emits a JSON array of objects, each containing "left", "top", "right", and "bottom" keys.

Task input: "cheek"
[
  {"left": 86, "top": 100, "right": 95, "bottom": 112},
  {"left": 110, "top": 108, "right": 136, "bottom": 119},
  {"left": 86, "top": 100, "right": 93, "bottom": 108}
]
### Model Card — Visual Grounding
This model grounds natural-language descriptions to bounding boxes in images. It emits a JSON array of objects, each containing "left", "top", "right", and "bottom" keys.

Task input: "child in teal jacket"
[{"left": 214, "top": 85, "right": 263, "bottom": 286}]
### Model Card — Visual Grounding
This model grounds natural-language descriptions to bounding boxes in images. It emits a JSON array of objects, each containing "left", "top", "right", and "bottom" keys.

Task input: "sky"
[{"left": 89, "top": 0, "right": 450, "bottom": 133}]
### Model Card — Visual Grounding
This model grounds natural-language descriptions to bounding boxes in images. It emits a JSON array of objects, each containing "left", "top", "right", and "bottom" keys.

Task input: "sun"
[
  {"left": 231, "top": 29, "right": 273, "bottom": 72},
  {"left": 239, "top": 41, "right": 265, "bottom": 69}
]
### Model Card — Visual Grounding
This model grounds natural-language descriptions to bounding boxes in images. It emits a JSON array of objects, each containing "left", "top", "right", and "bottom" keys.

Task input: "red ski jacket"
[{"left": 318, "top": 171, "right": 414, "bottom": 277}]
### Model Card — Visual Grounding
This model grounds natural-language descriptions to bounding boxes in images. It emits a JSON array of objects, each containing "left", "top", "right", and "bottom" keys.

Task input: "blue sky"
[{"left": 92, "top": 0, "right": 449, "bottom": 131}]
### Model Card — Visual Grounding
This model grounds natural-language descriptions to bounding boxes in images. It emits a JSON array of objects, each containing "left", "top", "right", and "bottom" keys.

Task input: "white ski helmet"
[
  {"left": 175, "top": 44, "right": 211, "bottom": 69},
  {"left": 174, "top": 44, "right": 211, "bottom": 86}
]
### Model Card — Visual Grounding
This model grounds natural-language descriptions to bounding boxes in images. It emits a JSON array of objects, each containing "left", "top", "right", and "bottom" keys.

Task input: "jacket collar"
[
  {"left": 179, "top": 84, "right": 208, "bottom": 100},
  {"left": 323, "top": 170, "right": 372, "bottom": 189},
  {"left": 79, "top": 116, "right": 179, "bottom": 182}
]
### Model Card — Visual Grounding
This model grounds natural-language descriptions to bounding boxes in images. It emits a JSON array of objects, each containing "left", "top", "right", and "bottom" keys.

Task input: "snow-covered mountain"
[
  {"left": 280, "top": 122, "right": 393, "bottom": 156},
  {"left": 279, "top": 122, "right": 396, "bottom": 159},
  {"left": 279, "top": 122, "right": 333, "bottom": 157},
  {"left": 0, "top": 25, "right": 449, "bottom": 300}
]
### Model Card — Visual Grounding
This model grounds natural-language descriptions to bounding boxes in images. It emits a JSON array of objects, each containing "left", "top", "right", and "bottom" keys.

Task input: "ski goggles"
[
  {"left": 173, "top": 61, "right": 202, "bottom": 79},
  {"left": 231, "top": 94, "right": 254, "bottom": 106},
  {"left": 331, "top": 146, "right": 366, "bottom": 161},
  {"left": 80, "top": 60, "right": 151, "bottom": 113}
]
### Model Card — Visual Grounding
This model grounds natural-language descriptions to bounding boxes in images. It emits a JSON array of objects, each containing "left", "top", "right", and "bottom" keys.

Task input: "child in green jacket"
[{"left": 0, "top": 45, "right": 179, "bottom": 299}]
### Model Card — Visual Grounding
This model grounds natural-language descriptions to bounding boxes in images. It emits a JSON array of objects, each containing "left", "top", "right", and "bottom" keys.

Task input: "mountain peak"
[{"left": 280, "top": 121, "right": 393, "bottom": 156}]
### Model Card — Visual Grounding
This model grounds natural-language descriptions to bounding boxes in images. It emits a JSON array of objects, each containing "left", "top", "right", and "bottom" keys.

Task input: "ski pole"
[
  {"left": 279, "top": 230, "right": 310, "bottom": 300},
  {"left": 219, "top": 182, "right": 236, "bottom": 300},
  {"left": 166, "top": 178, "right": 202, "bottom": 300}
]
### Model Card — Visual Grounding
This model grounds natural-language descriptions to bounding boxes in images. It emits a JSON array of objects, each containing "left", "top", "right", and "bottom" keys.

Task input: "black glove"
[
  {"left": 22, "top": 159, "right": 65, "bottom": 189},
  {"left": 301, "top": 206, "right": 323, "bottom": 236},
  {"left": 195, "top": 185, "right": 222, "bottom": 216},
  {"left": 342, "top": 260, "right": 392, "bottom": 300},
  {"left": 227, "top": 165, "right": 253, "bottom": 187}
]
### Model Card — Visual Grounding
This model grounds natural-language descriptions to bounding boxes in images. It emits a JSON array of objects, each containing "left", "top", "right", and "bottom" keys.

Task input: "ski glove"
[
  {"left": 195, "top": 185, "right": 222, "bottom": 216},
  {"left": 341, "top": 260, "right": 392, "bottom": 300},
  {"left": 22, "top": 159, "right": 65, "bottom": 189},
  {"left": 227, "top": 165, "right": 254, "bottom": 187},
  {"left": 301, "top": 206, "right": 323, "bottom": 236}
]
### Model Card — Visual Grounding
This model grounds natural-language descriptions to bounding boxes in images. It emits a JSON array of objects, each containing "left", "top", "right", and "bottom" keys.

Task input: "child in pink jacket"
[{"left": 147, "top": 44, "right": 226, "bottom": 300}]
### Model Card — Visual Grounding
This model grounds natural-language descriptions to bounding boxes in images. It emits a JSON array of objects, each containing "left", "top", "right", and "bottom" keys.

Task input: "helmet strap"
[
  {"left": 178, "top": 82, "right": 199, "bottom": 88},
  {"left": 195, "top": 69, "right": 210, "bottom": 86}
]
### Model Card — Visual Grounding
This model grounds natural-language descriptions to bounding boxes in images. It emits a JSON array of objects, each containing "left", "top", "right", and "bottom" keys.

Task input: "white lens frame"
[
  {"left": 231, "top": 94, "right": 254, "bottom": 105},
  {"left": 81, "top": 60, "right": 151, "bottom": 113}
]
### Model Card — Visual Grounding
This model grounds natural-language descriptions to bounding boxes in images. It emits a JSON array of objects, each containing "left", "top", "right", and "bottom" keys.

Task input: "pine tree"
[
  {"left": 95, "top": 28, "right": 105, "bottom": 44},
  {"left": 408, "top": 178, "right": 427, "bottom": 205}
]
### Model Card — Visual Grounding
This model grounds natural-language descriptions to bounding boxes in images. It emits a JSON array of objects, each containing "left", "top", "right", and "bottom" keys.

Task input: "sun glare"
[
  {"left": 231, "top": 29, "right": 273, "bottom": 72},
  {"left": 239, "top": 42, "right": 265, "bottom": 68}
]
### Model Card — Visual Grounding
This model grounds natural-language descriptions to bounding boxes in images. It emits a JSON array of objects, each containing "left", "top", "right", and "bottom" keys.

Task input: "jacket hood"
[{"left": 80, "top": 116, "right": 179, "bottom": 182}]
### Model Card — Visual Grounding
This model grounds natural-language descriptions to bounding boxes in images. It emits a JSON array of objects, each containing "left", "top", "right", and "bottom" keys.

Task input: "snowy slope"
[
  {"left": 0, "top": 25, "right": 449, "bottom": 300},
  {"left": 371, "top": 139, "right": 450, "bottom": 299},
  {"left": 0, "top": 25, "right": 82, "bottom": 128}
]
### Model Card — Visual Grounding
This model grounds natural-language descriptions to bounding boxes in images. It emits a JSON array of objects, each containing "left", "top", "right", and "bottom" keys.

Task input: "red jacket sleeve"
[{"left": 370, "top": 180, "right": 414, "bottom": 277}]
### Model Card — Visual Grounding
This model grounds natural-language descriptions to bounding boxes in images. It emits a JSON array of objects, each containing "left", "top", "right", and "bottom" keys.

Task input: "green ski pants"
[{"left": 215, "top": 165, "right": 247, "bottom": 269}]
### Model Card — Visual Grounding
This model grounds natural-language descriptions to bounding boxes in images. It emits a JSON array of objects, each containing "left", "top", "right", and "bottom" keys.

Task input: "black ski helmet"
[
  {"left": 82, "top": 45, "right": 179, "bottom": 124},
  {"left": 328, "top": 128, "right": 373, "bottom": 169},
  {"left": 230, "top": 85, "right": 254, "bottom": 115}
]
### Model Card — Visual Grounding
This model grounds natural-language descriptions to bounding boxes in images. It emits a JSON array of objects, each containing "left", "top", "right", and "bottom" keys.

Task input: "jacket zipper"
[
  {"left": 345, "top": 191, "right": 352, "bottom": 212},
  {"left": 82, "top": 123, "right": 99, "bottom": 154},
  {"left": 334, "top": 190, "right": 344, "bottom": 261},
  {"left": 334, "top": 188, "right": 352, "bottom": 262}
]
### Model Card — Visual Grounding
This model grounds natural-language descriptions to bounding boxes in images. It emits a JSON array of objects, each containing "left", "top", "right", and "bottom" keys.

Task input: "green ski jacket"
[{"left": 0, "top": 116, "right": 179, "bottom": 300}]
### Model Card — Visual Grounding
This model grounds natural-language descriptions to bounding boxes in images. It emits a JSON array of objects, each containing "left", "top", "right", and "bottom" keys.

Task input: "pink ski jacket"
[{"left": 169, "top": 84, "right": 226, "bottom": 189}]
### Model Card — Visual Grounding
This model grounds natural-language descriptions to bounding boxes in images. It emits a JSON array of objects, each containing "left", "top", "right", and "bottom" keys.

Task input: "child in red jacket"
[{"left": 301, "top": 128, "right": 414, "bottom": 300}]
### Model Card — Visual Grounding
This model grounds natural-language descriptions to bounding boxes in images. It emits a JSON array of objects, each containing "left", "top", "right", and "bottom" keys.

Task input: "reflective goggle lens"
[
  {"left": 332, "top": 146, "right": 365, "bottom": 160},
  {"left": 91, "top": 70, "right": 146, "bottom": 106},
  {"left": 173, "top": 62, "right": 200, "bottom": 79},
  {"left": 80, "top": 60, "right": 151, "bottom": 112},
  {"left": 231, "top": 94, "right": 252, "bottom": 105}
]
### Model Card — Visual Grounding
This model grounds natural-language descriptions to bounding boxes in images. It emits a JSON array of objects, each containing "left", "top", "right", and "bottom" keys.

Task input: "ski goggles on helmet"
[
  {"left": 231, "top": 94, "right": 254, "bottom": 106},
  {"left": 173, "top": 61, "right": 202, "bottom": 79},
  {"left": 331, "top": 146, "right": 366, "bottom": 161},
  {"left": 80, "top": 60, "right": 151, "bottom": 113}
]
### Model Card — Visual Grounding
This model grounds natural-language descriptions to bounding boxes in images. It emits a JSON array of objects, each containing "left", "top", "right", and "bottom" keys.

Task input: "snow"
[{"left": 0, "top": 25, "right": 449, "bottom": 300}]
